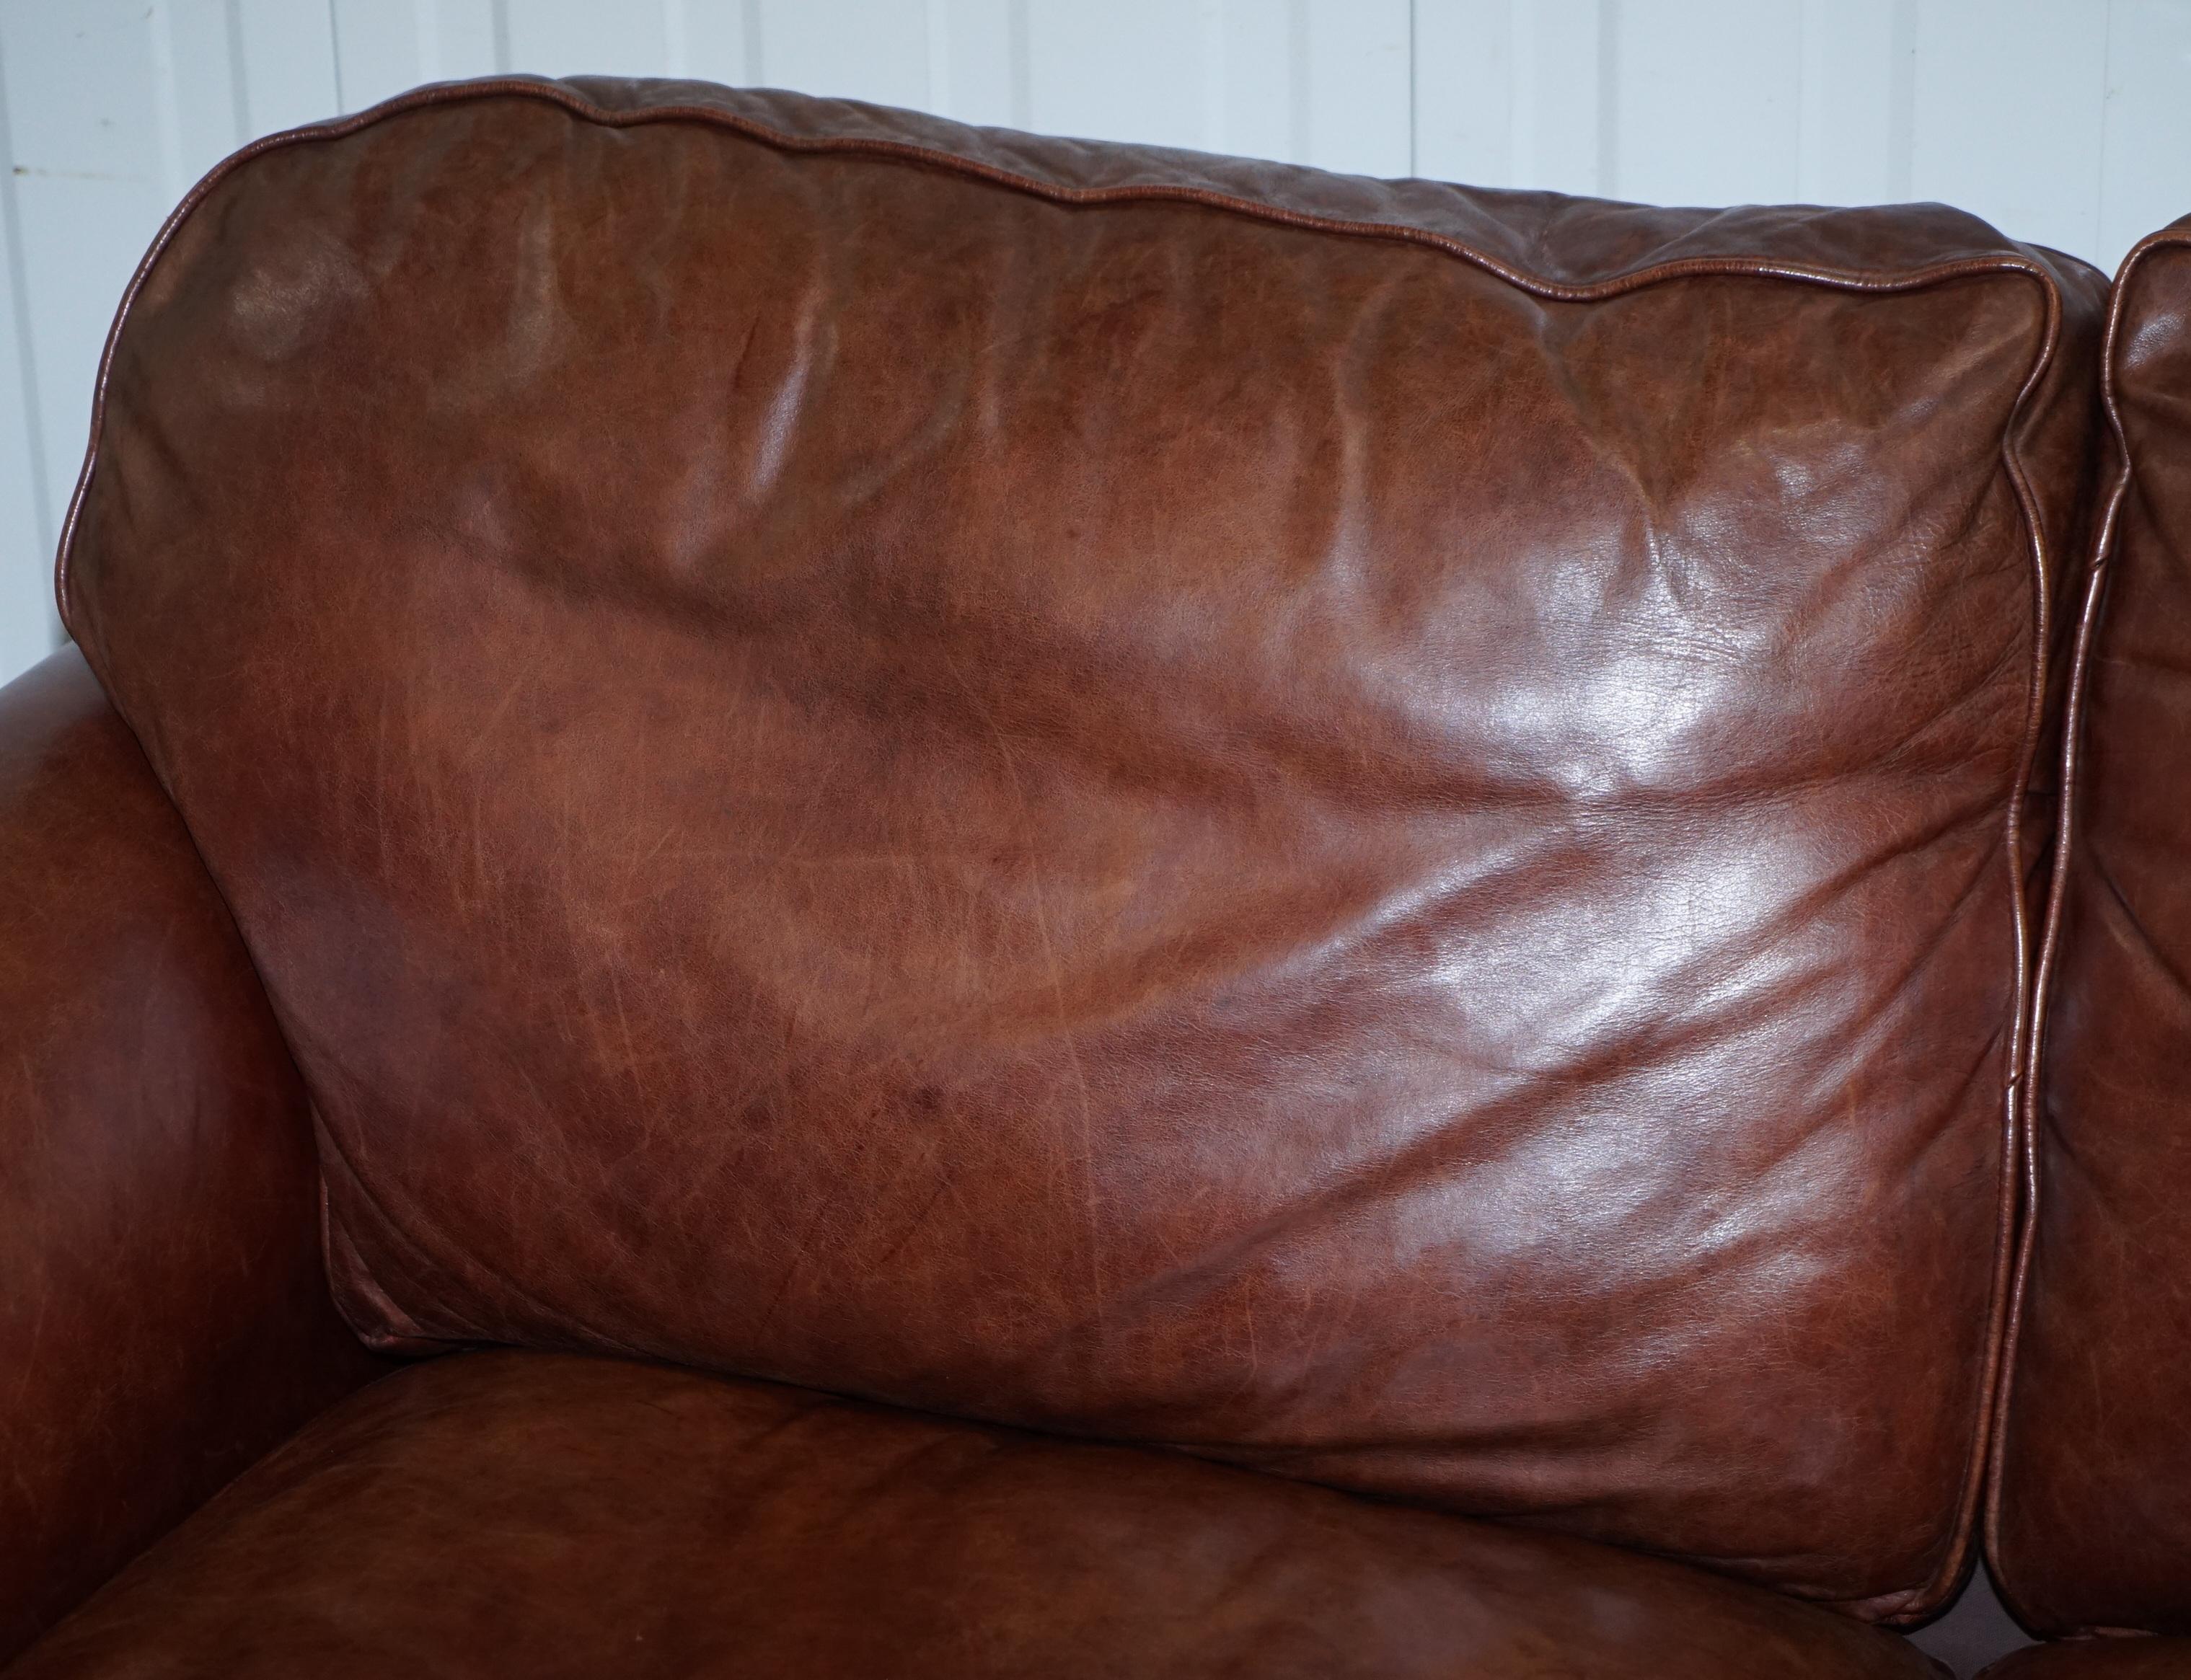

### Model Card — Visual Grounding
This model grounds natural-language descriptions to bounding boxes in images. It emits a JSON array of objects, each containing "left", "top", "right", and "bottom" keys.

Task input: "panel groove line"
[{"left": 0, "top": 16, "right": 54, "bottom": 677}]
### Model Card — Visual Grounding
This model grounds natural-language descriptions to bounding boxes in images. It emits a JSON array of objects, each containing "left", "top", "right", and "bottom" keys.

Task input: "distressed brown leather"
[
  {"left": 0, "top": 650, "right": 389, "bottom": 1666},
  {"left": 58, "top": 76, "right": 2107, "bottom": 1619},
  {"left": 1989, "top": 216, "right": 2191, "bottom": 1638},
  {"left": 1978, "top": 1643, "right": 2191, "bottom": 1679},
  {"left": 4, "top": 1350, "right": 1951, "bottom": 1680}
]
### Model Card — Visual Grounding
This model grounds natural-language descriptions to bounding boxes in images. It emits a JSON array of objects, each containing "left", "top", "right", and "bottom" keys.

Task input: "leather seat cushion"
[{"left": 11, "top": 1350, "right": 1941, "bottom": 1679}]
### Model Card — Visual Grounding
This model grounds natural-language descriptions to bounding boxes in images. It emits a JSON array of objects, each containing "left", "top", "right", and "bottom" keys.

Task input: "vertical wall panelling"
[
  {"left": 1023, "top": 0, "right": 1212, "bottom": 152},
  {"left": 677, "top": 2, "right": 753, "bottom": 84},
  {"left": 332, "top": 1, "right": 433, "bottom": 114},
  {"left": 1614, "top": 0, "right": 1801, "bottom": 208},
  {"left": 2097, "top": 0, "right": 2191, "bottom": 267},
  {"left": 232, "top": 0, "right": 338, "bottom": 133},
  {"left": 0, "top": 0, "right": 171, "bottom": 672},
  {"left": 1412, "top": 1, "right": 1514, "bottom": 187},
  {"left": 153, "top": 0, "right": 247, "bottom": 193},
  {"left": 1911, "top": 0, "right": 2110, "bottom": 263},
  {"left": 1209, "top": 1, "right": 1411, "bottom": 175},
  {"left": 664, "top": 0, "right": 687, "bottom": 76},
  {"left": 1217, "top": 3, "right": 1295, "bottom": 164},
  {"left": 332, "top": 1, "right": 500, "bottom": 114},
  {"left": 1299, "top": 0, "right": 1413, "bottom": 177},
  {"left": 503, "top": 0, "right": 668, "bottom": 79},
  {"left": 0, "top": 0, "right": 2187, "bottom": 686},
  {"left": 1795, "top": 0, "right": 1912, "bottom": 208},
  {"left": 1512, "top": 0, "right": 1613, "bottom": 198},
  {"left": 755, "top": 0, "right": 928, "bottom": 110},
  {"left": 0, "top": 20, "right": 49, "bottom": 676},
  {"left": 449, "top": 1, "right": 506, "bottom": 81},
  {"left": 930, "top": 0, "right": 1023, "bottom": 128}
]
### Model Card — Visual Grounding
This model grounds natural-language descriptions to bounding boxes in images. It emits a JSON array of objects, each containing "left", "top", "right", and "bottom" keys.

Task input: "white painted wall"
[{"left": 0, "top": 0, "right": 2184, "bottom": 687}]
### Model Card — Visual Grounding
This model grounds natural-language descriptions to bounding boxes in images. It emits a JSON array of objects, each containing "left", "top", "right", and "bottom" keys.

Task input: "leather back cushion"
[
  {"left": 1990, "top": 218, "right": 2191, "bottom": 1637},
  {"left": 63, "top": 77, "right": 2104, "bottom": 1619}
]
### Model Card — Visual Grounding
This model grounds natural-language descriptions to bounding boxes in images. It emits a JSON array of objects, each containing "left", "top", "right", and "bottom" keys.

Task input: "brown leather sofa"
[
  {"left": 1985, "top": 216, "right": 2191, "bottom": 1659},
  {"left": 0, "top": 76, "right": 2184, "bottom": 1679}
]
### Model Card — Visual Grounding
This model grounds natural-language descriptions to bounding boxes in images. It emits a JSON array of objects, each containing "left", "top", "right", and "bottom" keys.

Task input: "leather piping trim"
[
  {"left": 48, "top": 74, "right": 2075, "bottom": 1624},
  {"left": 1983, "top": 221, "right": 2191, "bottom": 1640}
]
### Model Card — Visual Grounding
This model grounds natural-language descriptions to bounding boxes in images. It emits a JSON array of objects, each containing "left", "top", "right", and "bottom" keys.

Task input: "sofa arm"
[{"left": 0, "top": 649, "right": 388, "bottom": 1662}]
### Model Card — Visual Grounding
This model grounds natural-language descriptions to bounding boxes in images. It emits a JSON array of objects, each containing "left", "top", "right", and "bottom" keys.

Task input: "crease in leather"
[
  {"left": 314, "top": 1112, "right": 661, "bottom": 1365},
  {"left": 0, "top": 1350, "right": 1954, "bottom": 1680}
]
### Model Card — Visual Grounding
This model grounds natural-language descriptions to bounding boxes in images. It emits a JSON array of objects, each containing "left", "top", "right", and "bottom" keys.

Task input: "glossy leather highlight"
[
  {"left": 5, "top": 1350, "right": 1952, "bottom": 1680},
  {"left": 1989, "top": 216, "right": 2191, "bottom": 1637},
  {"left": 0, "top": 650, "right": 388, "bottom": 1665},
  {"left": 56, "top": 76, "right": 2108, "bottom": 1619}
]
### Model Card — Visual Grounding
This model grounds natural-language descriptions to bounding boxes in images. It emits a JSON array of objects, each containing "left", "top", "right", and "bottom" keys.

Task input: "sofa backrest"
[
  {"left": 1989, "top": 215, "right": 2191, "bottom": 1639},
  {"left": 61, "top": 76, "right": 2107, "bottom": 1622}
]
